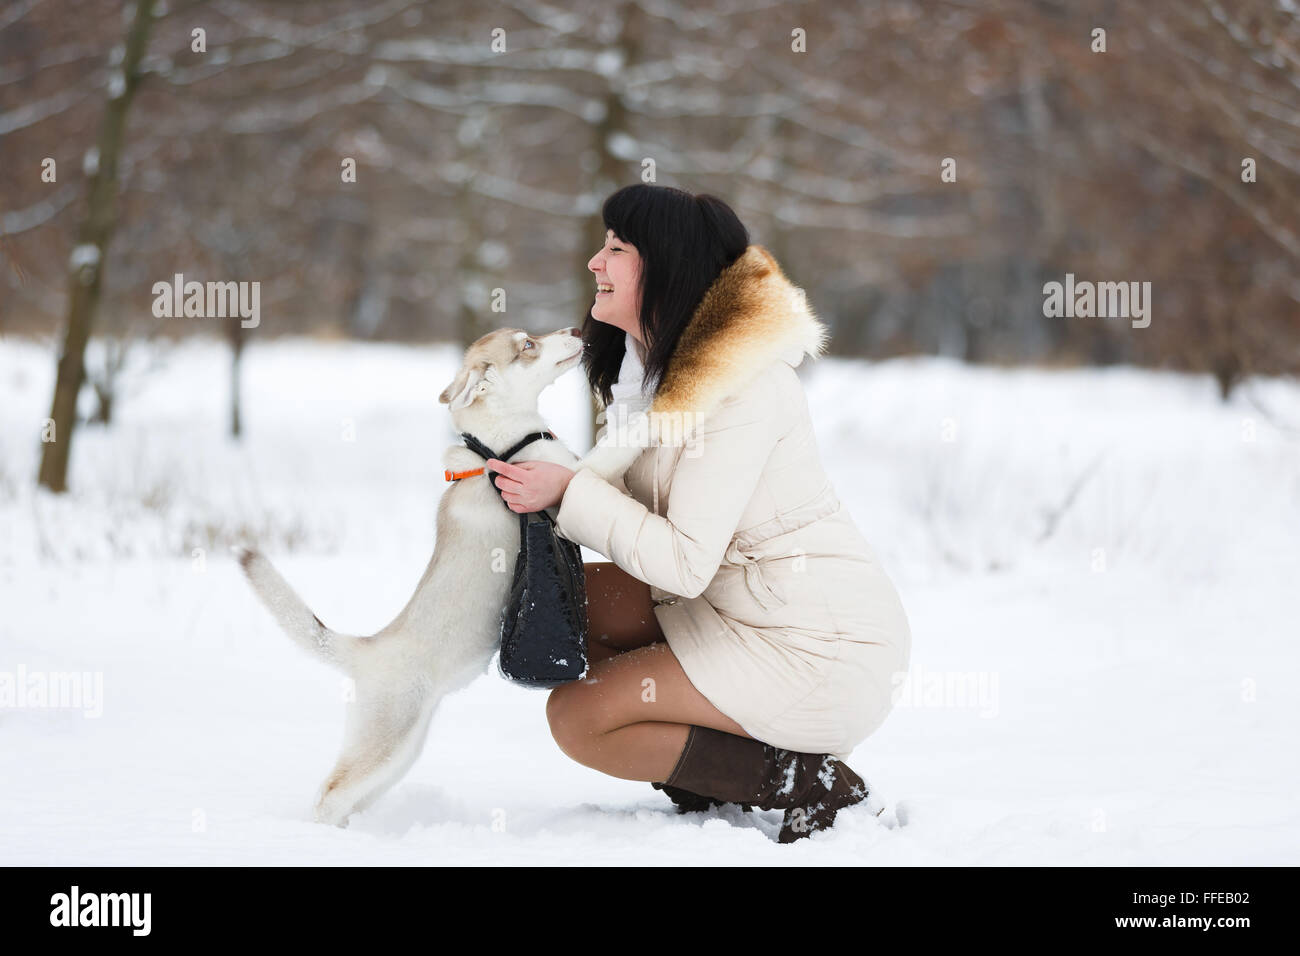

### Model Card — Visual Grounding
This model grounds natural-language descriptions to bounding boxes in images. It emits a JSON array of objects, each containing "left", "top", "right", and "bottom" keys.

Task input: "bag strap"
[{"left": 455, "top": 430, "right": 557, "bottom": 515}]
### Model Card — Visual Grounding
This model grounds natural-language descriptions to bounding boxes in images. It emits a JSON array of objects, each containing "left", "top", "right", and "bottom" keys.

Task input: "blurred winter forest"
[
  {"left": 2, "top": 0, "right": 1299, "bottom": 438},
  {"left": 5, "top": 1, "right": 1300, "bottom": 863}
]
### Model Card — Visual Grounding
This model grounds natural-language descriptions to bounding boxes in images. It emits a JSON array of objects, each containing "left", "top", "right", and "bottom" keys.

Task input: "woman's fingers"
[
  {"left": 484, "top": 459, "right": 555, "bottom": 513},
  {"left": 486, "top": 458, "right": 532, "bottom": 477},
  {"left": 493, "top": 474, "right": 524, "bottom": 493},
  {"left": 498, "top": 486, "right": 534, "bottom": 512}
]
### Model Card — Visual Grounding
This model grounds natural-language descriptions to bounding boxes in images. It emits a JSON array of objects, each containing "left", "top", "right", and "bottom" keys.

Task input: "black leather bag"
[
  {"left": 461, "top": 431, "right": 589, "bottom": 688},
  {"left": 498, "top": 509, "right": 589, "bottom": 687}
]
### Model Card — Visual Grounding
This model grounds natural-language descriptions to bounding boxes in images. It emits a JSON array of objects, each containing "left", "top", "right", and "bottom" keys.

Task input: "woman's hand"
[{"left": 485, "top": 459, "right": 576, "bottom": 513}]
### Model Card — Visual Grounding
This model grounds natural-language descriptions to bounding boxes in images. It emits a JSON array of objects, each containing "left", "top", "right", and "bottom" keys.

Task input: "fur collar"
[{"left": 576, "top": 244, "right": 828, "bottom": 483}]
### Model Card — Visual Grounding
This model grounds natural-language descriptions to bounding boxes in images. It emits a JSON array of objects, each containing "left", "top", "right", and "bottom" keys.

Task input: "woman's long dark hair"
[{"left": 581, "top": 184, "right": 750, "bottom": 406}]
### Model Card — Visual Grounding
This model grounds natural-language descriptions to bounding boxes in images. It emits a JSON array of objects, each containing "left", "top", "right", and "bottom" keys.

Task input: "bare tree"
[
  {"left": 37, "top": 0, "right": 158, "bottom": 492},
  {"left": 4, "top": 0, "right": 1297, "bottom": 420}
]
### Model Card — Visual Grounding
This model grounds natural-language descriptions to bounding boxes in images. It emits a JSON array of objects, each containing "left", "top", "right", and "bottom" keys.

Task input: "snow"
[
  {"left": 1, "top": 337, "right": 1297, "bottom": 864},
  {"left": 68, "top": 244, "right": 100, "bottom": 270},
  {"left": 593, "top": 49, "right": 624, "bottom": 78}
]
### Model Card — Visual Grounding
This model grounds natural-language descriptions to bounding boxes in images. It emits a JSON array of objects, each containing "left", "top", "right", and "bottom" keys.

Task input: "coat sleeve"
[{"left": 554, "top": 382, "right": 780, "bottom": 598}]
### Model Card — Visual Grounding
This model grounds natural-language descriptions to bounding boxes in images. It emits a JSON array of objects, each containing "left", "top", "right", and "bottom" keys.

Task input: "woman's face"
[{"left": 587, "top": 229, "right": 644, "bottom": 340}]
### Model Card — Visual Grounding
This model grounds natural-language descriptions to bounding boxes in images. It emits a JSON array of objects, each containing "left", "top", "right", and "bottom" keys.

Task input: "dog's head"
[{"left": 438, "top": 327, "right": 584, "bottom": 417}]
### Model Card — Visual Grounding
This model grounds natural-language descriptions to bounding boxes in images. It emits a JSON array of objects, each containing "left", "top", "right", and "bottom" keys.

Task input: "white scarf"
[
  {"left": 598, "top": 331, "right": 658, "bottom": 507},
  {"left": 606, "top": 331, "right": 652, "bottom": 416}
]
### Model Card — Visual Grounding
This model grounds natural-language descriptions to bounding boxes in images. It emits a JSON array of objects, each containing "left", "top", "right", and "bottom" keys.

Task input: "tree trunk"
[
  {"left": 229, "top": 320, "right": 245, "bottom": 438},
  {"left": 455, "top": 172, "right": 493, "bottom": 348},
  {"left": 38, "top": 0, "right": 158, "bottom": 492},
  {"left": 578, "top": 4, "right": 643, "bottom": 443}
]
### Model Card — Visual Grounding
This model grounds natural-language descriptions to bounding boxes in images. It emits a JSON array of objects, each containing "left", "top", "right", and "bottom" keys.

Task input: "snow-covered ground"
[{"left": 2, "top": 335, "right": 1297, "bottom": 865}]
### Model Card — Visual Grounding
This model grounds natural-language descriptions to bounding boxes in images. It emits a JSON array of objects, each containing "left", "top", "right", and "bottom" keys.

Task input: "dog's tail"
[{"left": 233, "top": 546, "right": 358, "bottom": 671}]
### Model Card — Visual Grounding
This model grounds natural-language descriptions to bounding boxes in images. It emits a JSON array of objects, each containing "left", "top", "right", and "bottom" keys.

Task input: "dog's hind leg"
[{"left": 312, "top": 688, "right": 438, "bottom": 827}]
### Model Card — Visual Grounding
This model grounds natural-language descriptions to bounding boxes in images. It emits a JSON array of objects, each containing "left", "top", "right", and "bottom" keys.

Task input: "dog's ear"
[{"left": 439, "top": 362, "right": 490, "bottom": 410}]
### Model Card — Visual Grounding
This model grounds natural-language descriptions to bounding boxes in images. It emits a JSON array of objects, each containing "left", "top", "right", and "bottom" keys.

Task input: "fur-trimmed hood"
[
  {"left": 577, "top": 244, "right": 828, "bottom": 483},
  {"left": 650, "top": 244, "right": 828, "bottom": 417}
]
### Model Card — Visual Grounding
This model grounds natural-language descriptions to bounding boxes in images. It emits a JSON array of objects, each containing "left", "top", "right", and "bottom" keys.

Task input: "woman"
[{"left": 485, "top": 184, "right": 911, "bottom": 843}]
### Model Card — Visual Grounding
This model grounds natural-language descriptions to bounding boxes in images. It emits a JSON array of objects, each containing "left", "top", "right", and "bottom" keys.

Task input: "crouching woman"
[{"left": 486, "top": 184, "right": 911, "bottom": 843}]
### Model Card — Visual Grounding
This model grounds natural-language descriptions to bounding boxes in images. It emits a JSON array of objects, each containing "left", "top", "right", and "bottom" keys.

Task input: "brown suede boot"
[
  {"left": 657, "top": 725, "right": 872, "bottom": 843},
  {"left": 649, "top": 781, "right": 754, "bottom": 814}
]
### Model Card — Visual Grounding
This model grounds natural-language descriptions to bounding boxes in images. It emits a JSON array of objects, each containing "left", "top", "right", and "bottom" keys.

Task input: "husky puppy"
[{"left": 236, "top": 327, "right": 583, "bottom": 826}]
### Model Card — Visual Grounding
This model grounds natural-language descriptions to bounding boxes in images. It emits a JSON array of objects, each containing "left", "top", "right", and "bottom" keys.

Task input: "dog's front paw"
[{"left": 574, "top": 442, "right": 642, "bottom": 485}]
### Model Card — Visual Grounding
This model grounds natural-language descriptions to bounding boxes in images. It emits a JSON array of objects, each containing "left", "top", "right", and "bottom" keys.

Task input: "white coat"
[{"left": 555, "top": 245, "right": 911, "bottom": 759}]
